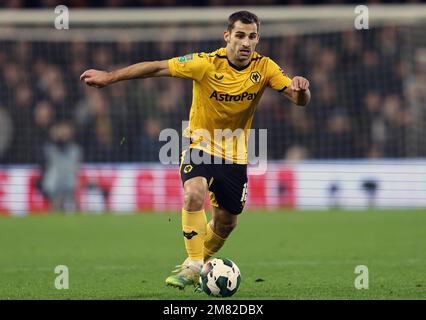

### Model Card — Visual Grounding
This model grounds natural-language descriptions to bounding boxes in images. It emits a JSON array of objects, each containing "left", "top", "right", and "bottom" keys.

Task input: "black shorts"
[{"left": 179, "top": 148, "right": 248, "bottom": 215}]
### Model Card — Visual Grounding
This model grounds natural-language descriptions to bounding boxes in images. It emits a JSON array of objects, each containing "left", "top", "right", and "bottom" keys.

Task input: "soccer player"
[{"left": 80, "top": 11, "right": 310, "bottom": 290}]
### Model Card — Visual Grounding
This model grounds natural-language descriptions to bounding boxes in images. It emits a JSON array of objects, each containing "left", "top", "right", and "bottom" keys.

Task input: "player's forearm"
[
  {"left": 284, "top": 76, "right": 310, "bottom": 106},
  {"left": 108, "top": 61, "right": 163, "bottom": 84},
  {"left": 81, "top": 60, "right": 170, "bottom": 88}
]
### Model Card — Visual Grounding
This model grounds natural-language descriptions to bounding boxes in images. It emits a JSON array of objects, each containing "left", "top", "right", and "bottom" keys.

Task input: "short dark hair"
[{"left": 227, "top": 11, "right": 260, "bottom": 32}]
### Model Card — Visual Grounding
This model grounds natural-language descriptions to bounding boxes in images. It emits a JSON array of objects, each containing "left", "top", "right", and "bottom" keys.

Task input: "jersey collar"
[
  {"left": 216, "top": 47, "right": 254, "bottom": 71},
  {"left": 226, "top": 58, "right": 252, "bottom": 71}
]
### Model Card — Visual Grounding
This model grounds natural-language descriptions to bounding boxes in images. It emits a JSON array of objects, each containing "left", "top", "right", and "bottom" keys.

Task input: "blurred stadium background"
[{"left": 0, "top": 1, "right": 426, "bottom": 214}]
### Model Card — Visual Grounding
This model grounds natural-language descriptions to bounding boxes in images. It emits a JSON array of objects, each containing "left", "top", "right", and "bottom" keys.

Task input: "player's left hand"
[{"left": 291, "top": 76, "right": 310, "bottom": 91}]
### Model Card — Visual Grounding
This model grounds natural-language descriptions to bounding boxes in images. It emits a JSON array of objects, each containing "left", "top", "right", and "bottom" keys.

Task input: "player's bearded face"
[{"left": 225, "top": 21, "right": 259, "bottom": 64}]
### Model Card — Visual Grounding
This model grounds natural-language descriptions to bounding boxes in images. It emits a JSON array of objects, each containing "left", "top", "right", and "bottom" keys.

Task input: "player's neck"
[{"left": 225, "top": 47, "right": 251, "bottom": 69}]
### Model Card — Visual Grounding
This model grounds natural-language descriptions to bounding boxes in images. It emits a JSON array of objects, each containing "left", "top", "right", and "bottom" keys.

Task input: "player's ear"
[
  {"left": 224, "top": 30, "right": 230, "bottom": 43},
  {"left": 254, "top": 32, "right": 260, "bottom": 44}
]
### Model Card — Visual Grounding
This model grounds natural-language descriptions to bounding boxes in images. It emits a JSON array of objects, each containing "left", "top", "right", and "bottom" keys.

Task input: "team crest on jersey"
[
  {"left": 177, "top": 54, "right": 194, "bottom": 63},
  {"left": 183, "top": 165, "right": 193, "bottom": 174},
  {"left": 250, "top": 71, "right": 262, "bottom": 84}
]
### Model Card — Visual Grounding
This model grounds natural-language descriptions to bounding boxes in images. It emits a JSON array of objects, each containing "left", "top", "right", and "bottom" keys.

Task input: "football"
[{"left": 199, "top": 258, "right": 241, "bottom": 297}]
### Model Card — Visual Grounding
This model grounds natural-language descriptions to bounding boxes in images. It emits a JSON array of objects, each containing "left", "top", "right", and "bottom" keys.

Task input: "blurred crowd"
[
  {"left": 0, "top": 23, "right": 424, "bottom": 164},
  {"left": 255, "top": 26, "right": 417, "bottom": 161},
  {"left": 1, "top": 0, "right": 426, "bottom": 7}
]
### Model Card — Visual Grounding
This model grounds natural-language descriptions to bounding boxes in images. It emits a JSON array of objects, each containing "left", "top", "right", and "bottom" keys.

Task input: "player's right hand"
[{"left": 80, "top": 69, "right": 112, "bottom": 88}]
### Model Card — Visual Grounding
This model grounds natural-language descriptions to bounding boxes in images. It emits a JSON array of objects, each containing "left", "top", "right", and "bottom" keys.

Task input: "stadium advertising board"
[{"left": 0, "top": 161, "right": 425, "bottom": 214}]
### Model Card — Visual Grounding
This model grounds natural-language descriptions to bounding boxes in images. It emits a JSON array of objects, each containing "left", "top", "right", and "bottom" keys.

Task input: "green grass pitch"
[{"left": 0, "top": 210, "right": 425, "bottom": 299}]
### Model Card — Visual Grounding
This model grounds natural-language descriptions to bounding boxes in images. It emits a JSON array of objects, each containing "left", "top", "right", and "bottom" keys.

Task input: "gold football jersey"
[{"left": 168, "top": 47, "right": 292, "bottom": 164}]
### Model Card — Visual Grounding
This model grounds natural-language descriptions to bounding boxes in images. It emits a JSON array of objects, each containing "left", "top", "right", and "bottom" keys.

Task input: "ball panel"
[
  {"left": 216, "top": 275, "right": 232, "bottom": 297},
  {"left": 228, "top": 274, "right": 241, "bottom": 295},
  {"left": 220, "top": 258, "right": 235, "bottom": 268},
  {"left": 206, "top": 268, "right": 221, "bottom": 296},
  {"left": 200, "top": 276, "right": 212, "bottom": 296},
  {"left": 226, "top": 272, "right": 240, "bottom": 291}
]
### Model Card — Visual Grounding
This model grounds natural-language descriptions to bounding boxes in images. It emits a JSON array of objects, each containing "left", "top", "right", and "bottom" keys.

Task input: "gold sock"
[
  {"left": 182, "top": 209, "right": 207, "bottom": 261},
  {"left": 204, "top": 222, "right": 226, "bottom": 261}
]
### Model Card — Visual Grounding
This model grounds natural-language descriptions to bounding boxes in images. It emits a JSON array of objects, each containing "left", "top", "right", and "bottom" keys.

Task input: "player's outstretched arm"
[
  {"left": 80, "top": 60, "right": 171, "bottom": 88},
  {"left": 282, "top": 76, "right": 311, "bottom": 106}
]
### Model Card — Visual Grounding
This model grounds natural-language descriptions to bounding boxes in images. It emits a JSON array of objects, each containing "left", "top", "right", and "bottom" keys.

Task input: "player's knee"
[{"left": 183, "top": 189, "right": 205, "bottom": 211}]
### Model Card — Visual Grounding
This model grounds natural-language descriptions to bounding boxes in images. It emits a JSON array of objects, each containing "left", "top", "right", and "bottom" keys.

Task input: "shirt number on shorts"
[{"left": 240, "top": 182, "right": 248, "bottom": 204}]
